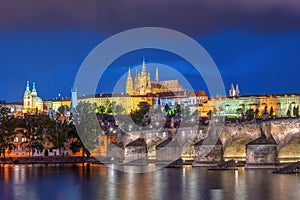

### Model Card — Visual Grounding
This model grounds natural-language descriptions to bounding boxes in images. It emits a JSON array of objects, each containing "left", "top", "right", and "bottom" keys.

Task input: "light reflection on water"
[{"left": 0, "top": 164, "right": 299, "bottom": 200}]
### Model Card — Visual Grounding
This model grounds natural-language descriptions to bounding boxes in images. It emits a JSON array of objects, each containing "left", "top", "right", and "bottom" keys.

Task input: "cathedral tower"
[
  {"left": 236, "top": 84, "right": 240, "bottom": 96},
  {"left": 229, "top": 83, "right": 236, "bottom": 97},
  {"left": 126, "top": 68, "right": 133, "bottom": 95},
  {"left": 141, "top": 58, "right": 146, "bottom": 76}
]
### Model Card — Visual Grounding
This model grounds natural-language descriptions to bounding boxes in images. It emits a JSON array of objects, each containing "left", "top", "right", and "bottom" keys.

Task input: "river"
[{"left": 0, "top": 164, "right": 299, "bottom": 200}]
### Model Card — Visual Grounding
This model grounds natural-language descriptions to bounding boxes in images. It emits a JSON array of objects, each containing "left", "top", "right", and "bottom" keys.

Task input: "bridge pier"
[
  {"left": 245, "top": 131, "right": 278, "bottom": 168},
  {"left": 192, "top": 138, "right": 224, "bottom": 166},
  {"left": 155, "top": 138, "right": 181, "bottom": 165}
]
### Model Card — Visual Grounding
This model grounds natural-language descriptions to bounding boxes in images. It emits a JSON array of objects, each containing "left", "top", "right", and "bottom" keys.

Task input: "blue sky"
[{"left": 0, "top": 1, "right": 300, "bottom": 102}]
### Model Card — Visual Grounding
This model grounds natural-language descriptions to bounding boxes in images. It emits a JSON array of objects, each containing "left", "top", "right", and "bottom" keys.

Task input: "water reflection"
[{"left": 0, "top": 165, "right": 299, "bottom": 200}]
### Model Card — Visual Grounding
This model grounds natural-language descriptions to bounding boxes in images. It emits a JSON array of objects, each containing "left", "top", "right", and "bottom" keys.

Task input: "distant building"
[
  {"left": 78, "top": 93, "right": 152, "bottom": 114},
  {"left": 71, "top": 87, "right": 78, "bottom": 111},
  {"left": 43, "top": 98, "right": 71, "bottom": 112},
  {"left": 229, "top": 83, "right": 240, "bottom": 97},
  {"left": 0, "top": 101, "right": 23, "bottom": 113},
  {"left": 199, "top": 93, "right": 300, "bottom": 118},
  {"left": 23, "top": 81, "right": 43, "bottom": 114}
]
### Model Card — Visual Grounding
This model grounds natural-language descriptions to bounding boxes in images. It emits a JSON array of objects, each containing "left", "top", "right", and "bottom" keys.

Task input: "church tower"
[
  {"left": 229, "top": 83, "right": 236, "bottom": 97},
  {"left": 31, "top": 82, "right": 37, "bottom": 97},
  {"left": 126, "top": 67, "right": 133, "bottom": 95},
  {"left": 23, "top": 81, "right": 32, "bottom": 113},
  {"left": 23, "top": 81, "right": 43, "bottom": 114},
  {"left": 236, "top": 84, "right": 240, "bottom": 96}
]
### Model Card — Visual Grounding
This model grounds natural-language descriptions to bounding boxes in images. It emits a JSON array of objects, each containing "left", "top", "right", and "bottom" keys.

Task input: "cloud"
[{"left": 1, "top": 0, "right": 300, "bottom": 35}]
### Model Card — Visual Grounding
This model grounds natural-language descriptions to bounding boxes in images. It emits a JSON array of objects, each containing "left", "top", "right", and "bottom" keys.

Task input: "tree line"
[{"left": 0, "top": 101, "right": 120, "bottom": 158}]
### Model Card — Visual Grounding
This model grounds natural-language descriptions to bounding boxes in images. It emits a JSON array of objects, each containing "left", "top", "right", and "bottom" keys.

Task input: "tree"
[
  {"left": 262, "top": 106, "right": 269, "bottom": 119},
  {"left": 181, "top": 105, "right": 191, "bottom": 119},
  {"left": 24, "top": 115, "right": 45, "bottom": 156},
  {"left": 73, "top": 102, "right": 101, "bottom": 157},
  {"left": 104, "top": 100, "right": 112, "bottom": 114},
  {"left": 67, "top": 122, "right": 83, "bottom": 154},
  {"left": 293, "top": 106, "right": 299, "bottom": 117},
  {"left": 254, "top": 108, "right": 260, "bottom": 118},
  {"left": 164, "top": 103, "right": 173, "bottom": 117},
  {"left": 113, "top": 104, "right": 125, "bottom": 115},
  {"left": 269, "top": 106, "right": 275, "bottom": 117},
  {"left": 96, "top": 105, "right": 105, "bottom": 114},
  {"left": 245, "top": 109, "right": 254, "bottom": 121},
  {"left": 44, "top": 118, "right": 69, "bottom": 155},
  {"left": 263, "top": 106, "right": 268, "bottom": 115},
  {"left": 130, "top": 102, "right": 151, "bottom": 127},
  {"left": 207, "top": 110, "right": 212, "bottom": 117},
  {"left": 130, "top": 109, "right": 145, "bottom": 127},
  {"left": 58, "top": 105, "right": 69, "bottom": 115},
  {"left": 213, "top": 107, "right": 217, "bottom": 115},
  {"left": 0, "top": 106, "right": 15, "bottom": 158},
  {"left": 236, "top": 108, "right": 244, "bottom": 118},
  {"left": 287, "top": 109, "right": 291, "bottom": 118},
  {"left": 138, "top": 102, "right": 150, "bottom": 115},
  {"left": 174, "top": 104, "right": 182, "bottom": 116}
]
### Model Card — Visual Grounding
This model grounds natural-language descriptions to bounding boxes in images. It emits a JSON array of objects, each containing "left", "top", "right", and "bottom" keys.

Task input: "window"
[
  {"left": 22, "top": 137, "right": 26, "bottom": 142},
  {"left": 14, "top": 137, "right": 18, "bottom": 142}
]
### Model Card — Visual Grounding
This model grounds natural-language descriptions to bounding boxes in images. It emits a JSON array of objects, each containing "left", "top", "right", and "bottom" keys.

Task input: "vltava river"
[{"left": 0, "top": 164, "right": 299, "bottom": 200}]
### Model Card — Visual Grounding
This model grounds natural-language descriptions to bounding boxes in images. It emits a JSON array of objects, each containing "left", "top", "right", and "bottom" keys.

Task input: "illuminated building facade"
[
  {"left": 23, "top": 81, "right": 43, "bottom": 114},
  {"left": 78, "top": 93, "right": 152, "bottom": 114},
  {"left": 199, "top": 94, "right": 300, "bottom": 118},
  {"left": 43, "top": 98, "right": 71, "bottom": 112},
  {"left": 126, "top": 59, "right": 183, "bottom": 95}
]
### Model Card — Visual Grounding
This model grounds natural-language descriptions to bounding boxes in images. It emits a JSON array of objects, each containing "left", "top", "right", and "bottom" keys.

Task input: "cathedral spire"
[
  {"left": 126, "top": 67, "right": 133, "bottom": 95},
  {"left": 135, "top": 68, "right": 139, "bottom": 78},
  {"left": 127, "top": 67, "right": 132, "bottom": 79},
  {"left": 229, "top": 83, "right": 236, "bottom": 97},
  {"left": 156, "top": 67, "right": 159, "bottom": 82},
  {"left": 141, "top": 58, "right": 146, "bottom": 76},
  {"left": 236, "top": 84, "right": 240, "bottom": 96}
]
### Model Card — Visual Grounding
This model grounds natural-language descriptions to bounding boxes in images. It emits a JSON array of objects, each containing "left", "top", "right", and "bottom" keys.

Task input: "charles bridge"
[{"left": 103, "top": 117, "right": 300, "bottom": 167}]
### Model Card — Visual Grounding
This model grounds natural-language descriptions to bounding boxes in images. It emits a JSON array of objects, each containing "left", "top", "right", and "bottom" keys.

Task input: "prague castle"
[
  {"left": 3, "top": 64, "right": 299, "bottom": 120},
  {"left": 126, "top": 59, "right": 183, "bottom": 95}
]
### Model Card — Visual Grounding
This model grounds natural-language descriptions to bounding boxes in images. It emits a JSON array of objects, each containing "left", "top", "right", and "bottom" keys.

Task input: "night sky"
[{"left": 1, "top": 0, "right": 300, "bottom": 102}]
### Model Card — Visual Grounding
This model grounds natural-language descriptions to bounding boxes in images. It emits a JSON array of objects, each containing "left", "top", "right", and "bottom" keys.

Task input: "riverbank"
[
  {"left": 0, "top": 156, "right": 102, "bottom": 164},
  {"left": 0, "top": 157, "right": 295, "bottom": 170}
]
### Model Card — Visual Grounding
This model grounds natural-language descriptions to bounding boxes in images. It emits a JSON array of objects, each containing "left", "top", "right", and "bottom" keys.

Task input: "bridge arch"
[
  {"left": 220, "top": 123, "right": 261, "bottom": 161},
  {"left": 278, "top": 132, "right": 300, "bottom": 163},
  {"left": 223, "top": 134, "right": 254, "bottom": 161}
]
